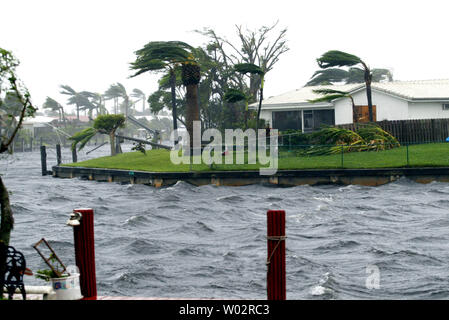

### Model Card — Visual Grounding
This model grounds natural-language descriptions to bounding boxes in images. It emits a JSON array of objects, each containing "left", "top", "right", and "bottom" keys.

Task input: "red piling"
[
  {"left": 267, "top": 210, "right": 286, "bottom": 300},
  {"left": 73, "top": 208, "right": 97, "bottom": 300}
]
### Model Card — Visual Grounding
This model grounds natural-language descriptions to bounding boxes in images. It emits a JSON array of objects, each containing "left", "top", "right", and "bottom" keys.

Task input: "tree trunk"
[
  {"left": 185, "top": 84, "right": 200, "bottom": 152},
  {"left": 0, "top": 176, "right": 13, "bottom": 246},
  {"left": 256, "top": 77, "right": 264, "bottom": 154},
  {"left": 61, "top": 108, "right": 67, "bottom": 127},
  {"left": 109, "top": 132, "right": 116, "bottom": 156},
  {"left": 366, "top": 81, "right": 373, "bottom": 122},
  {"left": 0, "top": 175, "right": 14, "bottom": 298},
  {"left": 362, "top": 62, "right": 374, "bottom": 123},
  {"left": 170, "top": 69, "right": 179, "bottom": 145}
]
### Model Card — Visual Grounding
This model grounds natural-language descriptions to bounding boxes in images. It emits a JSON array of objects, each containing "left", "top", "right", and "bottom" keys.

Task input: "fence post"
[
  {"left": 71, "top": 208, "right": 97, "bottom": 300},
  {"left": 406, "top": 143, "right": 409, "bottom": 167},
  {"left": 40, "top": 146, "right": 47, "bottom": 176},
  {"left": 72, "top": 148, "right": 78, "bottom": 163},
  {"left": 56, "top": 144, "right": 62, "bottom": 165},
  {"left": 267, "top": 209, "right": 286, "bottom": 300},
  {"left": 341, "top": 145, "right": 344, "bottom": 168}
]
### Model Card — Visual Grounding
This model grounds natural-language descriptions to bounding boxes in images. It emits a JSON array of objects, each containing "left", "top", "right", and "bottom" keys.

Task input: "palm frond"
[
  {"left": 59, "top": 84, "right": 76, "bottom": 95},
  {"left": 317, "top": 50, "right": 361, "bottom": 69},
  {"left": 234, "top": 63, "right": 264, "bottom": 76},
  {"left": 306, "top": 68, "right": 349, "bottom": 86},
  {"left": 224, "top": 88, "right": 247, "bottom": 103},
  {"left": 43, "top": 97, "right": 62, "bottom": 111},
  {"left": 68, "top": 127, "right": 97, "bottom": 151}
]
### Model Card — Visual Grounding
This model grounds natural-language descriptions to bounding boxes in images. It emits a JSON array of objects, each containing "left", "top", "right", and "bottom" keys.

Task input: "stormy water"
[{"left": 2, "top": 145, "right": 449, "bottom": 299}]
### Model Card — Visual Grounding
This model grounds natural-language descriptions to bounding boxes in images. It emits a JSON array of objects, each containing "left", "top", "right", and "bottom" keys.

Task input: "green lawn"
[{"left": 62, "top": 143, "right": 449, "bottom": 172}]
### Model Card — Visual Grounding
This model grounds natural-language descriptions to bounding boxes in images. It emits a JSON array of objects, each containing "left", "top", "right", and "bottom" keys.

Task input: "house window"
[
  {"left": 303, "top": 110, "right": 335, "bottom": 132},
  {"left": 272, "top": 111, "right": 302, "bottom": 131},
  {"left": 272, "top": 109, "right": 335, "bottom": 132},
  {"left": 442, "top": 104, "right": 449, "bottom": 110}
]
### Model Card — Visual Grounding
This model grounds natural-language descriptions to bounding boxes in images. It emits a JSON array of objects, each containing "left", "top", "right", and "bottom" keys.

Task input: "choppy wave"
[{"left": 2, "top": 147, "right": 449, "bottom": 299}]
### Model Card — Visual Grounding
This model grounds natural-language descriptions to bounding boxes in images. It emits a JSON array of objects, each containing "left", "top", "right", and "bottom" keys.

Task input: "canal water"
[{"left": 1, "top": 145, "right": 449, "bottom": 299}]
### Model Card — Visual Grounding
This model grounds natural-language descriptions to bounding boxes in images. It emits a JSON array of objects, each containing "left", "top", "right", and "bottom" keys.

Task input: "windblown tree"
[
  {"left": 234, "top": 63, "right": 265, "bottom": 149},
  {"left": 197, "top": 22, "right": 289, "bottom": 100},
  {"left": 69, "top": 114, "right": 125, "bottom": 156},
  {"left": 130, "top": 41, "right": 201, "bottom": 147},
  {"left": 59, "top": 85, "right": 87, "bottom": 121},
  {"left": 308, "top": 88, "right": 357, "bottom": 123},
  {"left": 196, "top": 22, "right": 289, "bottom": 129},
  {"left": 104, "top": 83, "right": 131, "bottom": 118},
  {"left": 131, "top": 88, "right": 146, "bottom": 113},
  {"left": 43, "top": 97, "right": 66, "bottom": 124},
  {"left": 130, "top": 41, "right": 195, "bottom": 142},
  {"left": 224, "top": 88, "right": 249, "bottom": 128},
  {"left": 76, "top": 91, "right": 108, "bottom": 120},
  {"left": 312, "top": 50, "right": 390, "bottom": 122},
  {"left": 0, "top": 48, "right": 36, "bottom": 296},
  {"left": 306, "top": 67, "right": 393, "bottom": 86}
]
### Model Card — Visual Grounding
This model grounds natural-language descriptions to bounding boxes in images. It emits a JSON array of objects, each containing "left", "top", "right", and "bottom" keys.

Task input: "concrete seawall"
[{"left": 52, "top": 166, "right": 449, "bottom": 187}]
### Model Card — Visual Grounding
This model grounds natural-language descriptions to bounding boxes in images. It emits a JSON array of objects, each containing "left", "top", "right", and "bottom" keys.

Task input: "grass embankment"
[{"left": 62, "top": 143, "right": 449, "bottom": 172}]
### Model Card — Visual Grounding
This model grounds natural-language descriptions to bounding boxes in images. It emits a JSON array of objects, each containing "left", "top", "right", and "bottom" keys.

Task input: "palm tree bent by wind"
[
  {"left": 130, "top": 41, "right": 200, "bottom": 148},
  {"left": 316, "top": 51, "right": 376, "bottom": 122}
]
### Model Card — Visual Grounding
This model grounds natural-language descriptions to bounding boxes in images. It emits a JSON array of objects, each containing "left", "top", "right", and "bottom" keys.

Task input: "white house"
[{"left": 252, "top": 79, "right": 449, "bottom": 132}]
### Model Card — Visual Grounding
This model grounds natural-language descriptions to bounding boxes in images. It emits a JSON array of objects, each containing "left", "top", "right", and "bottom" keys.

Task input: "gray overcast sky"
[{"left": 2, "top": 0, "right": 449, "bottom": 114}]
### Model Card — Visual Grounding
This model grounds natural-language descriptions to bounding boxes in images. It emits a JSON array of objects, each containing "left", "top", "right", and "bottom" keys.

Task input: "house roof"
[
  {"left": 366, "top": 79, "right": 449, "bottom": 100},
  {"left": 252, "top": 79, "right": 449, "bottom": 109},
  {"left": 21, "top": 116, "right": 58, "bottom": 124}
]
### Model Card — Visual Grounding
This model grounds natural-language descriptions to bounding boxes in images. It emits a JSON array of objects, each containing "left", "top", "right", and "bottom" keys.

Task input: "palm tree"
[
  {"left": 306, "top": 67, "right": 393, "bottom": 86},
  {"left": 316, "top": 51, "right": 377, "bottom": 122},
  {"left": 224, "top": 88, "right": 249, "bottom": 128},
  {"left": 59, "top": 85, "right": 86, "bottom": 121},
  {"left": 131, "top": 88, "right": 146, "bottom": 113},
  {"left": 234, "top": 63, "right": 265, "bottom": 149},
  {"left": 130, "top": 41, "right": 195, "bottom": 144},
  {"left": 308, "top": 88, "right": 357, "bottom": 123},
  {"left": 104, "top": 83, "right": 130, "bottom": 117},
  {"left": 43, "top": 97, "right": 66, "bottom": 125},
  {"left": 69, "top": 114, "right": 125, "bottom": 156}
]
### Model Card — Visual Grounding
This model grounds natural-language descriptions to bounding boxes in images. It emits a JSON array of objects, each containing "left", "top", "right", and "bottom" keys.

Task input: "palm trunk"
[
  {"left": 125, "top": 97, "right": 129, "bottom": 118},
  {"left": 256, "top": 77, "right": 264, "bottom": 154},
  {"left": 185, "top": 84, "right": 200, "bottom": 152},
  {"left": 110, "top": 132, "right": 116, "bottom": 156},
  {"left": 61, "top": 108, "right": 67, "bottom": 127},
  {"left": 170, "top": 69, "right": 178, "bottom": 145},
  {"left": 76, "top": 103, "right": 80, "bottom": 121},
  {"left": 361, "top": 61, "right": 374, "bottom": 122},
  {"left": 366, "top": 81, "right": 373, "bottom": 122},
  {"left": 350, "top": 96, "right": 356, "bottom": 123}
]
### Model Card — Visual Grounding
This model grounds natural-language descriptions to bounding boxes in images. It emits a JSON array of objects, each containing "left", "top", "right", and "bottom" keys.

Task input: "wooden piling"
[
  {"left": 56, "top": 144, "right": 62, "bottom": 165},
  {"left": 267, "top": 209, "right": 286, "bottom": 300},
  {"left": 40, "top": 146, "right": 47, "bottom": 176},
  {"left": 72, "top": 208, "right": 97, "bottom": 300}
]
